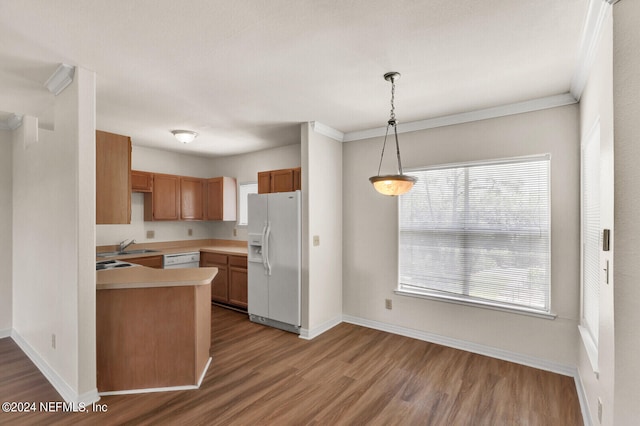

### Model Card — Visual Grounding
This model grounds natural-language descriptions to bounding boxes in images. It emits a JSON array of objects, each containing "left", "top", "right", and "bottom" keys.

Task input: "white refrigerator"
[{"left": 247, "top": 190, "right": 301, "bottom": 334}]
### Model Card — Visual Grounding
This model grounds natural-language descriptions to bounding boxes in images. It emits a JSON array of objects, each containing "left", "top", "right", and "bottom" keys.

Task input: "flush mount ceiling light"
[
  {"left": 44, "top": 63, "right": 75, "bottom": 96},
  {"left": 171, "top": 129, "right": 198, "bottom": 144},
  {"left": 369, "top": 72, "right": 417, "bottom": 196}
]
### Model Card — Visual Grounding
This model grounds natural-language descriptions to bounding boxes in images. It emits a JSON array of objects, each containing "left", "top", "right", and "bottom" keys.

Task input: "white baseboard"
[
  {"left": 0, "top": 328, "right": 11, "bottom": 339},
  {"left": 299, "top": 315, "right": 342, "bottom": 340},
  {"left": 574, "top": 367, "right": 593, "bottom": 426},
  {"left": 11, "top": 330, "right": 100, "bottom": 407},
  {"left": 342, "top": 314, "right": 576, "bottom": 377},
  {"left": 99, "top": 356, "right": 212, "bottom": 396}
]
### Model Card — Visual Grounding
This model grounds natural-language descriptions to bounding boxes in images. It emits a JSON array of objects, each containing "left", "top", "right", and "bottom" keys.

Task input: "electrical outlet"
[
  {"left": 147, "top": 230, "right": 155, "bottom": 239},
  {"left": 233, "top": 228, "right": 237, "bottom": 237},
  {"left": 597, "top": 398, "right": 603, "bottom": 423},
  {"left": 188, "top": 228, "right": 193, "bottom": 236},
  {"left": 51, "top": 334, "right": 56, "bottom": 349},
  {"left": 385, "top": 299, "right": 392, "bottom": 310},
  {"left": 313, "top": 235, "right": 320, "bottom": 246}
]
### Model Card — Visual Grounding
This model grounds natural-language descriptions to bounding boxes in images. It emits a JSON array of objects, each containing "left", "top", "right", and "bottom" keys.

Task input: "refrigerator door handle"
[
  {"left": 265, "top": 221, "right": 272, "bottom": 276},
  {"left": 261, "top": 222, "right": 268, "bottom": 274}
]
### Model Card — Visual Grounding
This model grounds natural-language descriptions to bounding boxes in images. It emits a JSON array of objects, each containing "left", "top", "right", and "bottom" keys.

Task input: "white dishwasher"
[{"left": 163, "top": 252, "right": 200, "bottom": 269}]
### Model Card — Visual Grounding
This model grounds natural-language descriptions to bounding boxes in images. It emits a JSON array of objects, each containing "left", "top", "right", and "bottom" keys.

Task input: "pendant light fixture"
[{"left": 369, "top": 72, "right": 416, "bottom": 196}]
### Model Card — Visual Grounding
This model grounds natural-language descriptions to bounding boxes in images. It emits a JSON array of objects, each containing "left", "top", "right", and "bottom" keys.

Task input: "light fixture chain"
[
  {"left": 389, "top": 78, "right": 396, "bottom": 122},
  {"left": 377, "top": 126, "right": 391, "bottom": 175}
]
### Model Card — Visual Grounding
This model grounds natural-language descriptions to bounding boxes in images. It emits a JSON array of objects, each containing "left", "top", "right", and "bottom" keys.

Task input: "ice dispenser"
[{"left": 248, "top": 233, "right": 263, "bottom": 263}]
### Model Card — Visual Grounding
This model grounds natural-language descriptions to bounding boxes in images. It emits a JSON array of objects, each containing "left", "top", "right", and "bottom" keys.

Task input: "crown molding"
[
  {"left": 570, "top": 0, "right": 612, "bottom": 100},
  {"left": 342, "top": 93, "right": 577, "bottom": 142},
  {"left": 310, "top": 121, "right": 344, "bottom": 142}
]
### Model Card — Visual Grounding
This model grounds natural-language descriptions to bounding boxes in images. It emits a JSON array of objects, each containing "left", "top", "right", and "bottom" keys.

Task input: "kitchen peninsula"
[
  {"left": 95, "top": 239, "right": 247, "bottom": 394},
  {"left": 96, "top": 263, "right": 217, "bottom": 394}
]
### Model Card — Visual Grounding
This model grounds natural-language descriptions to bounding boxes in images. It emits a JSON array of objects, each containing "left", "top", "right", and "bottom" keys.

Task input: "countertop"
[
  {"left": 96, "top": 239, "right": 244, "bottom": 291},
  {"left": 96, "top": 239, "right": 248, "bottom": 261},
  {"left": 97, "top": 266, "right": 218, "bottom": 290}
]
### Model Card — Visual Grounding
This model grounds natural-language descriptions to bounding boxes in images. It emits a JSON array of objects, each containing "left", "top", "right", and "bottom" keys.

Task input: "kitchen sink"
[
  {"left": 96, "top": 249, "right": 159, "bottom": 258},
  {"left": 120, "top": 249, "right": 159, "bottom": 255}
]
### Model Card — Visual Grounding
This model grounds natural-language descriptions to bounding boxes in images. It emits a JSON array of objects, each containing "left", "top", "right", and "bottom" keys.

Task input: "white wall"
[
  {"left": 0, "top": 130, "right": 12, "bottom": 335},
  {"left": 612, "top": 1, "right": 640, "bottom": 423},
  {"left": 12, "top": 67, "right": 97, "bottom": 403},
  {"left": 577, "top": 7, "right": 615, "bottom": 425},
  {"left": 96, "top": 144, "right": 302, "bottom": 246},
  {"left": 302, "top": 123, "right": 343, "bottom": 333},
  {"left": 343, "top": 105, "right": 580, "bottom": 366},
  {"left": 207, "top": 143, "right": 301, "bottom": 241},
  {"left": 96, "top": 145, "right": 217, "bottom": 246}
]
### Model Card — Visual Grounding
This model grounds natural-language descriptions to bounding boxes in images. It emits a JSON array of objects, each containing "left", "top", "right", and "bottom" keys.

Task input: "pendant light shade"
[
  {"left": 369, "top": 72, "right": 416, "bottom": 196},
  {"left": 369, "top": 174, "right": 416, "bottom": 196}
]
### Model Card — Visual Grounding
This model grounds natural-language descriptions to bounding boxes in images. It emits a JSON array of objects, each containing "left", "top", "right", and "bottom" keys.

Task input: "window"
[
  {"left": 237, "top": 182, "right": 258, "bottom": 226},
  {"left": 579, "top": 120, "right": 600, "bottom": 371},
  {"left": 398, "top": 155, "right": 551, "bottom": 316}
]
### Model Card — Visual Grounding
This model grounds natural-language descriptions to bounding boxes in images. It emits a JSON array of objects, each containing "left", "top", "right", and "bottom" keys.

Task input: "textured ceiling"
[{"left": 0, "top": 0, "right": 588, "bottom": 157}]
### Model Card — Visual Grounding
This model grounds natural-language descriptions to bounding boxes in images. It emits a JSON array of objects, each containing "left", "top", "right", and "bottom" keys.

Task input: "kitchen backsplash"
[{"left": 96, "top": 193, "right": 246, "bottom": 246}]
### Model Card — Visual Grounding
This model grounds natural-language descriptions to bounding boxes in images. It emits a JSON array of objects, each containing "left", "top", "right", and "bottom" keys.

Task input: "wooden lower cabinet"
[
  {"left": 97, "top": 283, "right": 210, "bottom": 392},
  {"left": 200, "top": 252, "right": 247, "bottom": 309},
  {"left": 228, "top": 256, "right": 248, "bottom": 309},
  {"left": 126, "top": 255, "right": 163, "bottom": 269}
]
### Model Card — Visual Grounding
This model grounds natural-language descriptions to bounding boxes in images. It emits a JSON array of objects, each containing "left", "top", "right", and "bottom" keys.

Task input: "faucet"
[{"left": 118, "top": 238, "right": 136, "bottom": 252}]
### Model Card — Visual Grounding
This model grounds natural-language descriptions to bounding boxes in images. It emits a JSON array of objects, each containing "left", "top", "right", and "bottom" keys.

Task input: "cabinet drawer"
[
  {"left": 200, "top": 252, "right": 228, "bottom": 266},
  {"left": 229, "top": 255, "right": 247, "bottom": 268}
]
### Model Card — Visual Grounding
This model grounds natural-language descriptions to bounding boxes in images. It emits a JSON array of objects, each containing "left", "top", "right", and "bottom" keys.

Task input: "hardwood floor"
[{"left": 0, "top": 306, "right": 583, "bottom": 425}]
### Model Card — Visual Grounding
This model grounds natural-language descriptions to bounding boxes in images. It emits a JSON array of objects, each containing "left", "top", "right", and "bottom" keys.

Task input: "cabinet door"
[
  {"left": 210, "top": 265, "right": 229, "bottom": 303},
  {"left": 228, "top": 255, "right": 248, "bottom": 309},
  {"left": 180, "top": 177, "right": 204, "bottom": 220},
  {"left": 206, "top": 177, "right": 237, "bottom": 221},
  {"left": 96, "top": 130, "right": 131, "bottom": 224},
  {"left": 293, "top": 167, "right": 301, "bottom": 191},
  {"left": 229, "top": 267, "right": 247, "bottom": 309},
  {"left": 127, "top": 255, "right": 163, "bottom": 269},
  {"left": 206, "top": 177, "right": 223, "bottom": 220},
  {"left": 151, "top": 174, "right": 181, "bottom": 220},
  {"left": 271, "top": 169, "right": 294, "bottom": 193},
  {"left": 131, "top": 170, "right": 152, "bottom": 192},
  {"left": 258, "top": 171, "right": 271, "bottom": 194}
]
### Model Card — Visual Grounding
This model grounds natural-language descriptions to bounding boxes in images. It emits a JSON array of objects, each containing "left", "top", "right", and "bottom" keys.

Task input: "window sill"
[
  {"left": 394, "top": 288, "right": 557, "bottom": 320},
  {"left": 578, "top": 325, "right": 599, "bottom": 376}
]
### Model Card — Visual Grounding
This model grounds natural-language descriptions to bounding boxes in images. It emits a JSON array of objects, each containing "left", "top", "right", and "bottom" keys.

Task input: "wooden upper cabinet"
[
  {"left": 145, "top": 173, "right": 180, "bottom": 221},
  {"left": 257, "top": 167, "right": 301, "bottom": 194},
  {"left": 180, "top": 177, "right": 205, "bottom": 220},
  {"left": 96, "top": 130, "right": 131, "bottom": 224},
  {"left": 293, "top": 167, "right": 301, "bottom": 191},
  {"left": 131, "top": 170, "right": 153, "bottom": 192},
  {"left": 206, "top": 177, "right": 237, "bottom": 221},
  {"left": 257, "top": 171, "right": 271, "bottom": 194},
  {"left": 271, "top": 169, "right": 294, "bottom": 193}
]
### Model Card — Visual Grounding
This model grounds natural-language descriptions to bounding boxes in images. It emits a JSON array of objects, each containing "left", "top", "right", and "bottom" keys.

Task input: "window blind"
[
  {"left": 581, "top": 123, "right": 600, "bottom": 344},
  {"left": 238, "top": 182, "right": 258, "bottom": 226},
  {"left": 399, "top": 156, "right": 550, "bottom": 313}
]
